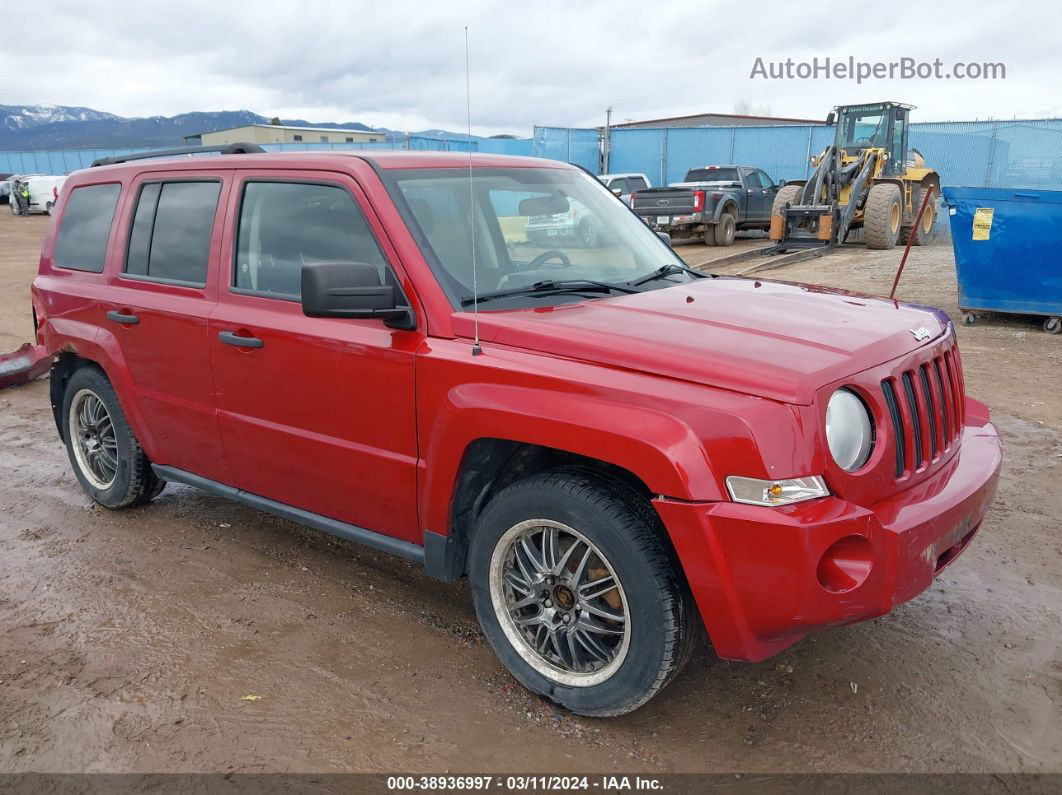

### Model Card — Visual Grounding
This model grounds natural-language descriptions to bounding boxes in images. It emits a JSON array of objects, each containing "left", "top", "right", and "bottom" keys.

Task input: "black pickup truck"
[{"left": 630, "top": 165, "right": 782, "bottom": 246}]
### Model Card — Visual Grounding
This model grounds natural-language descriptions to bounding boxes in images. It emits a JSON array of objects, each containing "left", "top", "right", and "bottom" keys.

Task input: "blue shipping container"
[{"left": 942, "top": 187, "right": 1062, "bottom": 332}]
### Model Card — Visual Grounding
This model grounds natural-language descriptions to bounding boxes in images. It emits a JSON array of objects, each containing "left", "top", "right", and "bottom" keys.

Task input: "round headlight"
[{"left": 826, "top": 389, "right": 873, "bottom": 471}]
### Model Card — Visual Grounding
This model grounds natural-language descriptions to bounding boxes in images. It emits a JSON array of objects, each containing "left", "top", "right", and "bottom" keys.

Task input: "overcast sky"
[{"left": 5, "top": 0, "right": 1056, "bottom": 135}]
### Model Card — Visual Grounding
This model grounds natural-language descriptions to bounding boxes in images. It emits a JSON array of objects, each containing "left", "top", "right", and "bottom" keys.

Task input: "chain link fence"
[{"left": 531, "top": 119, "right": 1062, "bottom": 192}]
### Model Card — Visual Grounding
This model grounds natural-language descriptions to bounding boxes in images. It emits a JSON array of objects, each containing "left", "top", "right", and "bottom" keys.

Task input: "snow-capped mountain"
[
  {"left": 1, "top": 104, "right": 119, "bottom": 132},
  {"left": 0, "top": 104, "right": 492, "bottom": 150},
  {"left": 0, "top": 105, "right": 385, "bottom": 149}
]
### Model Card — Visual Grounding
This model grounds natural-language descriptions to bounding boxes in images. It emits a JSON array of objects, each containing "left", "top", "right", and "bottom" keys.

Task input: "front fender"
[{"left": 419, "top": 382, "right": 717, "bottom": 537}]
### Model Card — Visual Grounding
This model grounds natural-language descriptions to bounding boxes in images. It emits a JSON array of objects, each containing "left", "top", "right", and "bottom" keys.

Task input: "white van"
[{"left": 15, "top": 175, "right": 67, "bottom": 215}]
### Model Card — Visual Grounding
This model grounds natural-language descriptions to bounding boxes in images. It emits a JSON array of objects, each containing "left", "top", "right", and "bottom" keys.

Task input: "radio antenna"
[{"left": 465, "top": 26, "right": 482, "bottom": 356}]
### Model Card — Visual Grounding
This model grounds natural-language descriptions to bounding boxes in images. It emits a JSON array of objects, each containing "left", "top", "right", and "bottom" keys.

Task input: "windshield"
[
  {"left": 386, "top": 167, "right": 690, "bottom": 310},
  {"left": 838, "top": 108, "right": 889, "bottom": 150},
  {"left": 684, "top": 167, "right": 739, "bottom": 183}
]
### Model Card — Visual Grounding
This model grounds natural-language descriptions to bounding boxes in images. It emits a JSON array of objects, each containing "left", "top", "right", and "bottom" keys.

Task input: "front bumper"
[{"left": 654, "top": 410, "right": 1002, "bottom": 662}]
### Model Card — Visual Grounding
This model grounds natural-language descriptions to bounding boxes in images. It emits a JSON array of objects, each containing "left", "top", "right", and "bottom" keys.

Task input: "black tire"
[
  {"left": 577, "top": 219, "right": 598, "bottom": 248},
  {"left": 1044, "top": 317, "right": 1062, "bottom": 335},
  {"left": 61, "top": 366, "right": 164, "bottom": 509},
  {"left": 713, "top": 213, "right": 736, "bottom": 247},
  {"left": 898, "top": 187, "right": 937, "bottom": 247},
  {"left": 468, "top": 470, "right": 694, "bottom": 717},
  {"left": 702, "top": 226, "right": 717, "bottom": 246},
  {"left": 864, "top": 183, "right": 902, "bottom": 250},
  {"left": 771, "top": 184, "right": 803, "bottom": 217}
]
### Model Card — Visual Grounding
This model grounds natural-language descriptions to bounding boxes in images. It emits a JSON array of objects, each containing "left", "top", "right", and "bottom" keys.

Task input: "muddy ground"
[{"left": 1, "top": 212, "right": 1060, "bottom": 774}]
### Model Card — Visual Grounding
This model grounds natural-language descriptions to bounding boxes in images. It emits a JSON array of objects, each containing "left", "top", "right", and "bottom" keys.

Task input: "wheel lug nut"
[
  {"left": 562, "top": 614, "right": 571, "bottom": 624},
  {"left": 544, "top": 599, "right": 553, "bottom": 608}
]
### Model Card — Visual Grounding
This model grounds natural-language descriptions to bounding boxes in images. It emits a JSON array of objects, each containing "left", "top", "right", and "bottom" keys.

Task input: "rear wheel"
[
  {"left": 62, "top": 367, "right": 164, "bottom": 509},
  {"left": 864, "top": 184, "right": 903, "bottom": 250},
  {"left": 577, "top": 219, "right": 598, "bottom": 248},
  {"left": 713, "top": 212, "right": 736, "bottom": 247},
  {"left": 1045, "top": 317, "right": 1061, "bottom": 334},
  {"left": 899, "top": 187, "right": 937, "bottom": 246},
  {"left": 468, "top": 470, "right": 694, "bottom": 716}
]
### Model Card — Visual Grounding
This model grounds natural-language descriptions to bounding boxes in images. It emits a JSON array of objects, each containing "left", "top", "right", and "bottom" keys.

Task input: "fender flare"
[
  {"left": 44, "top": 317, "right": 160, "bottom": 459},
  {"left": 712, "top": 197, "right": 740, "bottom": 223},
  {"left": 419, "top": 382, "right": 720, "bottom": 538}
]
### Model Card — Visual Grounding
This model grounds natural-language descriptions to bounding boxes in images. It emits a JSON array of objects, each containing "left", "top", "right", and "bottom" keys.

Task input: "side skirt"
[{"left": 153, "top": 465, "right": 426, "bottom": 564}]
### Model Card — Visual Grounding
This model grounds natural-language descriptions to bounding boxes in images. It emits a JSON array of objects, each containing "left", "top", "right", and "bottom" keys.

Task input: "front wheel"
[
  {"left": 864, "top": 183, "right": 902, "bottom": 250},
  {"left": 468, "top": 470, "right": 694, "bottom": 717},
  {"left": 62, "top": 366, "right": 164, "bottom": 508}
]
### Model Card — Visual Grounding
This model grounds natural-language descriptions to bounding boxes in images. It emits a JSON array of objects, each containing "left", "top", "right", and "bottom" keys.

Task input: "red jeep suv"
[{"left": 31, "top": 146, "right": 1001, "bottom": 716}]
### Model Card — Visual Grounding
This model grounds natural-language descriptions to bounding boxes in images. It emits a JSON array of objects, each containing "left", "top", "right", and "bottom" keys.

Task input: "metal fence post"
[
  {"left": 663, "top": 129, "right": 670, "bottom": 184},
  {"left": 567, "top": 129, "right": 572, "bottom": 163},
  {"left": 984, "top": 124, "right": 998, "bottom": 187},
  {"left": 805, "top": 126, "right": 814, "bottom": 179},
  {"left": 729, "top": 127, "right": 736, "bottom": 162}
]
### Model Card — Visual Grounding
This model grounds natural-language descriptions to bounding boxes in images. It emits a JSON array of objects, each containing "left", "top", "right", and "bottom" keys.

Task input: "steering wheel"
[
  {"left": 854, "top": 136, "right": 874, "bottom": 147},
  {"left": 527, "top": 249, "right": 572, "bottom": 269}
]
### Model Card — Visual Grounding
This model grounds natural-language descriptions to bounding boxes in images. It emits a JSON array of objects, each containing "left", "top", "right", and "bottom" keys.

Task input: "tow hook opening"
[
  {"left": 816, "top": 535, "right": 874, "bottom": 593},
  {"left": 936, "top": 524, "right": 981, "bottom": 573}
]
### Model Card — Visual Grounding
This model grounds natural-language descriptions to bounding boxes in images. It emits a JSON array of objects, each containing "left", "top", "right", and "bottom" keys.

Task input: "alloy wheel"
[
  {"left": 69, "top": 388, "right": 118, "bottom": 490},
  {"left": 489, "top": 519, "right": 630, "bottom": 687}
]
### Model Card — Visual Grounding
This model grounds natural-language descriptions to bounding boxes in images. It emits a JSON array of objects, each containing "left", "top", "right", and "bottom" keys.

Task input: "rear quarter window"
[
  {"left": 125, "top": 180, "right": 221, "bottom": 286},
  {"left": 53, "top": 183, "right": 121, "bottom": 272}
]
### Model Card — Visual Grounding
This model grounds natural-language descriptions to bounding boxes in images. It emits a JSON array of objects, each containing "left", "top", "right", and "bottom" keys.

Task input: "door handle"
[
  {"left": 106, "top": 310, "right": 139, "bottom": 325},
  {"left": 218, "top": 330, "right": 263, "bottom": 349}
]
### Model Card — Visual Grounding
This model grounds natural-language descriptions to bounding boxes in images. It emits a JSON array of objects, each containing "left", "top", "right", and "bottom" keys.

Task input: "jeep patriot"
[{"left": 31, "top": 146, "right": 1001, "bottom": 716}]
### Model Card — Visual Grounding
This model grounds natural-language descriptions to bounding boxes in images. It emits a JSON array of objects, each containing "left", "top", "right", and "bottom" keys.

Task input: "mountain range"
[{"left": 0, "top": 104, "right": 482, "bottom": 150}]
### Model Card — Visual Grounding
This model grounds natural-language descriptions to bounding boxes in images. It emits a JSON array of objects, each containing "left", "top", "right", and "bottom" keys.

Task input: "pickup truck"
[
  {"left": 631, "top": 165, "right": 781, "bottom": 246},
  {"left": 33, "top": 145, "right": 1000, "bottom": 717}
]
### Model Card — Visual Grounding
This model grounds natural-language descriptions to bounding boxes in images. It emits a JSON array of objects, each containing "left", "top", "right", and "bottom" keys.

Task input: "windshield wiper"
[
  {"left": 461, "top": 279, "right": 640, "bottom": 307},
  {"left": 631, "top": 263, "right": 710, "bottom": 286}
]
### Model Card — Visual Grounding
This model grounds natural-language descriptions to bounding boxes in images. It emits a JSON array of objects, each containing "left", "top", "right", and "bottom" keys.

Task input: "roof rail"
[{"left": 90, "top": 142, "right": 266, "bottom": 168}]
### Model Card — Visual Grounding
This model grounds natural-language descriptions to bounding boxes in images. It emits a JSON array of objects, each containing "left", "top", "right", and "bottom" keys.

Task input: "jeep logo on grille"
[
  {"left": 910, "top": 326, "right": 932, "bottom": 341},
  {"left": 656, "top": 199, "right": 670, "bottom": 206}
]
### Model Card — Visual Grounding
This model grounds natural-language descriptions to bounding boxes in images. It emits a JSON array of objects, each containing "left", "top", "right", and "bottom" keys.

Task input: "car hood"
[{"left": 451, "top": 276, "right": 948, "bottom": 405}]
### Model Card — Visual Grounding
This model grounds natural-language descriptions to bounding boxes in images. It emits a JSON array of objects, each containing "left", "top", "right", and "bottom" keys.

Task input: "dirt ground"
[{"left": 1, "top": 212, "right": 1060, "bottom": 774}]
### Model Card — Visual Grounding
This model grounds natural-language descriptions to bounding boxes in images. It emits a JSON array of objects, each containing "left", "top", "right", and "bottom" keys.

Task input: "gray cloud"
[{"left": 5, "top": 0, "right": 1055, "bottom": 135}]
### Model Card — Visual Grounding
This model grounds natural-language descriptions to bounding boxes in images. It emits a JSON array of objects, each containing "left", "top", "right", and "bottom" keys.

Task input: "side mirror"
[
  {"left": 611, "top": 187, "right": 623, "bottom": 196},
  {"left": 301, "top": 261, "right": 415, "bottom": 330},
  {"left": 825, "top": 111, "right": 836, "bottom": 126},
  {"left": 656, "top": 231, "right": 672, "bottom": 247}
]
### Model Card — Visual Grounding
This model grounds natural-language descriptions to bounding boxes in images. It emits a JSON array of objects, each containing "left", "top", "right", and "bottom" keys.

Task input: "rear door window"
[
  {"left": 234, "top": 181, "right": 390, "bottom": 299},
  {"left": 627, "top": 176, "right": 649, "bottom": 192},
  {"left": 125, "top": 181, "right": 221, "bottom": 285},
  {"left": 53, "top": 183, "right": 121, "bottom": 272}
]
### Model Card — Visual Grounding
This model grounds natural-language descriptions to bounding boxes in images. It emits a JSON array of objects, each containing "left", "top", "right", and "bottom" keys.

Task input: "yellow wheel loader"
[{"left": 770, "top": 102, "right": 939, "bottom": 251}]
